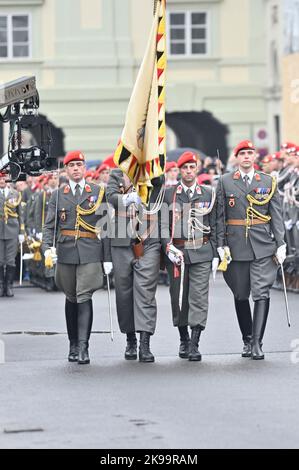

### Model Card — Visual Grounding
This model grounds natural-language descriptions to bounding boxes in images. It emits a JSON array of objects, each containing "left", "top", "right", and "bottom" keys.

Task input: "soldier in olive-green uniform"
[
  {"left": 32, "top": 172, "right": 59, "bottom": 291},
  {"left": 0, "top": 171, "right": 25, "bottom": 297},
  {"left": 216, "top": 140, "right": 286, "bottom": 360},
  {"left": 106, "top": 169, "right": 162, "bottom": 363},
  {"left": 161, "top": 151, "right": 219, "bottom": 362},
  {"left": 42, "top": 151, "right": 111, "bottom": 365}
]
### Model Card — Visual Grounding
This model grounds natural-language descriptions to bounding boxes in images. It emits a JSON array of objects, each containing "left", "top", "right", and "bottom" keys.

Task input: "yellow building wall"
[{"left": 282, "top": 53, "right": 299, "bottom": 141}]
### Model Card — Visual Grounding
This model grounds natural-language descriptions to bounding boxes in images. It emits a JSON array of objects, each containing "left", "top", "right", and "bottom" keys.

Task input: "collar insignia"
[{"left": 64, "top": 185, "right": 70, "bottom": 194}]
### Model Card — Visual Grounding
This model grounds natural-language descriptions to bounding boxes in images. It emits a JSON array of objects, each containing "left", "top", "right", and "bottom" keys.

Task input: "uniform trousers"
[
  {"left": 166, "top": 258, "right": 211, "bottom": 329},
  {"left": 55, "top": 262, "right": 103, "bottom": 304},
  {"left": 111, "top": 242, "right": 161, "bottom": 335},
  {"left": 0, "top": 239, "right": 18, "bottom": 266},
  {"left": 223, "top": 256, "right": 278, "bottom": 301}
]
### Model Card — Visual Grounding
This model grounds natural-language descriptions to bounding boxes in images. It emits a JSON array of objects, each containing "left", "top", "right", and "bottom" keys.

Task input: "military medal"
[
  {"left": 229, "top": 195, "right": 235, "bottom": 207},
  {"left": 88, "top": 195, "right": 96, "bottom": 208},
  {"left": 254, "top": 188, "right": 270, "bottom": 200},
  {"left": 60, "top": 208, "right": 66, "bottom": 222},
  {"left": 174, "top": 207, "right": 181, "bottom": 223}
]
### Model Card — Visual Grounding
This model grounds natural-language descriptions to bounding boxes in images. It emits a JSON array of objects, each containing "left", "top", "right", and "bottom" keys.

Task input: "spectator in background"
[
  {"left": 95, "top": 164, "right": 111, "bottom": 187},
  {"left": 165, "top": 161, "right": 179, "bottom": 187}
]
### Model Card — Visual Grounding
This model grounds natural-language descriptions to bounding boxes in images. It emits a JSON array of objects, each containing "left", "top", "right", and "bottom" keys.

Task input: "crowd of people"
[{"left": 0, "top": 139, "right": 296, "bottom": 364}]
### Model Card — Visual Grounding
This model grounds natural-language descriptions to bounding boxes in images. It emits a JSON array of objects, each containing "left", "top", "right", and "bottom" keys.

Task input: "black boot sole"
[
  {"left": 139, "top": 356, "right": 155, "bottom": 363},
  {"left": 125, "top": 354, "right": 137, "bottom": 360},
  {"left": 188, "top": 355, "right": 202, "bottom": 362},
  {"left": 78, "top": 359, "right": 90, "bottom": 365},
  {"left": 179, "top": 352, "right": 189, "bottom": 359},
  {"left": 242, "top": 352, "right": 252, "bottom": 358},
  {"left": 68, "top": 357, "right": 79, "bottom": 363},
  {"left": 251, "top": 355, "right": 264, "bottom": 360}
]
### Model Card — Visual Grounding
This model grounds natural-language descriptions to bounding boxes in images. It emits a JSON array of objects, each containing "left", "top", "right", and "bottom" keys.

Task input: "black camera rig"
[{"left": 0, "top": 76, "right": 57, "bottom": 181}]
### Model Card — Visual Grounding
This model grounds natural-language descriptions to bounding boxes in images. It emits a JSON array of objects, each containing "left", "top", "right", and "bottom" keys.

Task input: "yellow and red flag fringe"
[{"left": 114, "top": 0, "right": 167, "bottom": 204}]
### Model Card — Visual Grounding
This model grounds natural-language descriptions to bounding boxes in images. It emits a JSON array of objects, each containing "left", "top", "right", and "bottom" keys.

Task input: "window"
[
  {"left": 0, "top": 14, "right": 31, "bottom": 59},
  {"left": 168, "top": 11, "right": 208, "bottom": 57}
]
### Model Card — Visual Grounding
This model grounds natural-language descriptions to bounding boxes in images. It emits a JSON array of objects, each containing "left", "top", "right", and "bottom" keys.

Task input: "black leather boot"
[
  {"left": 188, "top": 326, "right": 202, "bottom": 361},
  {"left": 139, "top": 331, "right": 155, "bottom": 363},
  {"left": 251, "top": 299, "right": 270, "bottom": 360},
  {"left": 125, "top": 332, "right": 137, "bottom": 360},
  {"left": 77, "top": 300, "right": 93, "bottom": 364},
  {"left": 5, "top": 265, "right": 15, "bottom": 297},
  {"left": 178, "top": 326, "right": 190, "bottom": 359},
  {"left": 65, "top": 299, "right": 78, "bottom": 362},
  {"left": 234, "top": 298, "right": 253, "bottom": 357},
  {"left": 0, "top": 265, "right": 5, "bottom": 297}
]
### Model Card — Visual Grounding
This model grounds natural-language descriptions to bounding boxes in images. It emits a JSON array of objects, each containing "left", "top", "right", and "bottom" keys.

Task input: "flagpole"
[{"left": 153, "top": 0, "right": 159, "bottom": 15}]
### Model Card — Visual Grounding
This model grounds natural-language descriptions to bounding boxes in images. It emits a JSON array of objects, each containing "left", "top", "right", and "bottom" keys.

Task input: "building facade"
[
  {"left": 0, "top": 0, "right": 271, "bottom": 162},
  {"left": 281, "top": 0, "right": 299, "bottom": 143}
]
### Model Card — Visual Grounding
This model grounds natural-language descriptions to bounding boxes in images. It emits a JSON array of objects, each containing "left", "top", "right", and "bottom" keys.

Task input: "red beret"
[
  {"left": 233, "top": 140, "right": 255, "bottom": 156},
  {"left": 272, "top": 151, "right": 282, "bottom": 160},
  {"left": 63, "top": 150, "right": 85, "bottom": 166},
  {"left": 197, "top": 174, "right": 213, "bottom": 185},
  {"left": 84, "top": 170, "right": 94, "bottom": 179},
  {"left": 262, "top": 155, "right": 273, "bottom": 164},
  {"left": 97, "top": 163, "right": 110, "bottom": 174},
  {"left": 165, "top": 161, "right": 178, "bottom": 172},
  {"left": 281, "top": 142, "right": 296, "bottom": 150},
  {"left": 177, "top": 152, "right": 198, "bottom": 168}
]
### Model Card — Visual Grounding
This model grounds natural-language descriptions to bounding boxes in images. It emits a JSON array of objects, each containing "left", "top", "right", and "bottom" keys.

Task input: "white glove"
[
  {"left": 284, "top": 219, "right": 293, "bottom": 231},
  {"left": 36, "top": 232, "right": 43, "bottom": 241},
  {"left": 275, "top": 244, "right": 287, "bottom": 265},
  {"left": 18, "top": 234, "right": 25, "bottom": 244},
  {"left": 296, "top": 221, "right": 299, "bottom": 231},
  {"left": 217, "top": 247, "right": 225, "bottom": 261},
  {"left": 212, "top": 257, "right": 219, "bottom": 280},
  {"left": 45, "top": 247, "right": 57, "bottom": 264},
  {"left": 103, "top": 262, "right": 113, "bottom": 275},
  {"left": 122, "top": 192, "right": 141, "bottom": 207},
  {"left": 22, "top": 253, "right": 34, "bottom": 260},
  {"left": 217, "top": 246, "right": 232, "bottom": 263},
  {"left": 167, "top": 244, "right": 184, "bottom": 265}
]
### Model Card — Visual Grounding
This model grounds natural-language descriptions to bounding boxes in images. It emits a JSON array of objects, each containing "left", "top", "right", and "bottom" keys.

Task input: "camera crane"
[{"left": 0, "top": 76, "right": 57, "bottom": 181}]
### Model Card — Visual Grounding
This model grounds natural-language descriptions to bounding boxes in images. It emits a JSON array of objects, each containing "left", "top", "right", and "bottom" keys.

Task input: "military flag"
[{"left": 114, "top": 0, "right": 167, "bottom": 204}]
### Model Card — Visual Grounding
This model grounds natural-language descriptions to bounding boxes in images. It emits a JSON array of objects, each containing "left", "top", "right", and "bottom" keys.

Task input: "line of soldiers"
[
  {"left": 274, "top": 143, "right": 299, "bottom": 292},
  {"left": 0, "top": 140, "right": 290, "bottom": 365},
  {"left": 40, "top": 141, "right": 285, "bottom": 365},
  {"left": 0, "top": 162, "right": 111, "bottom": 293}
]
